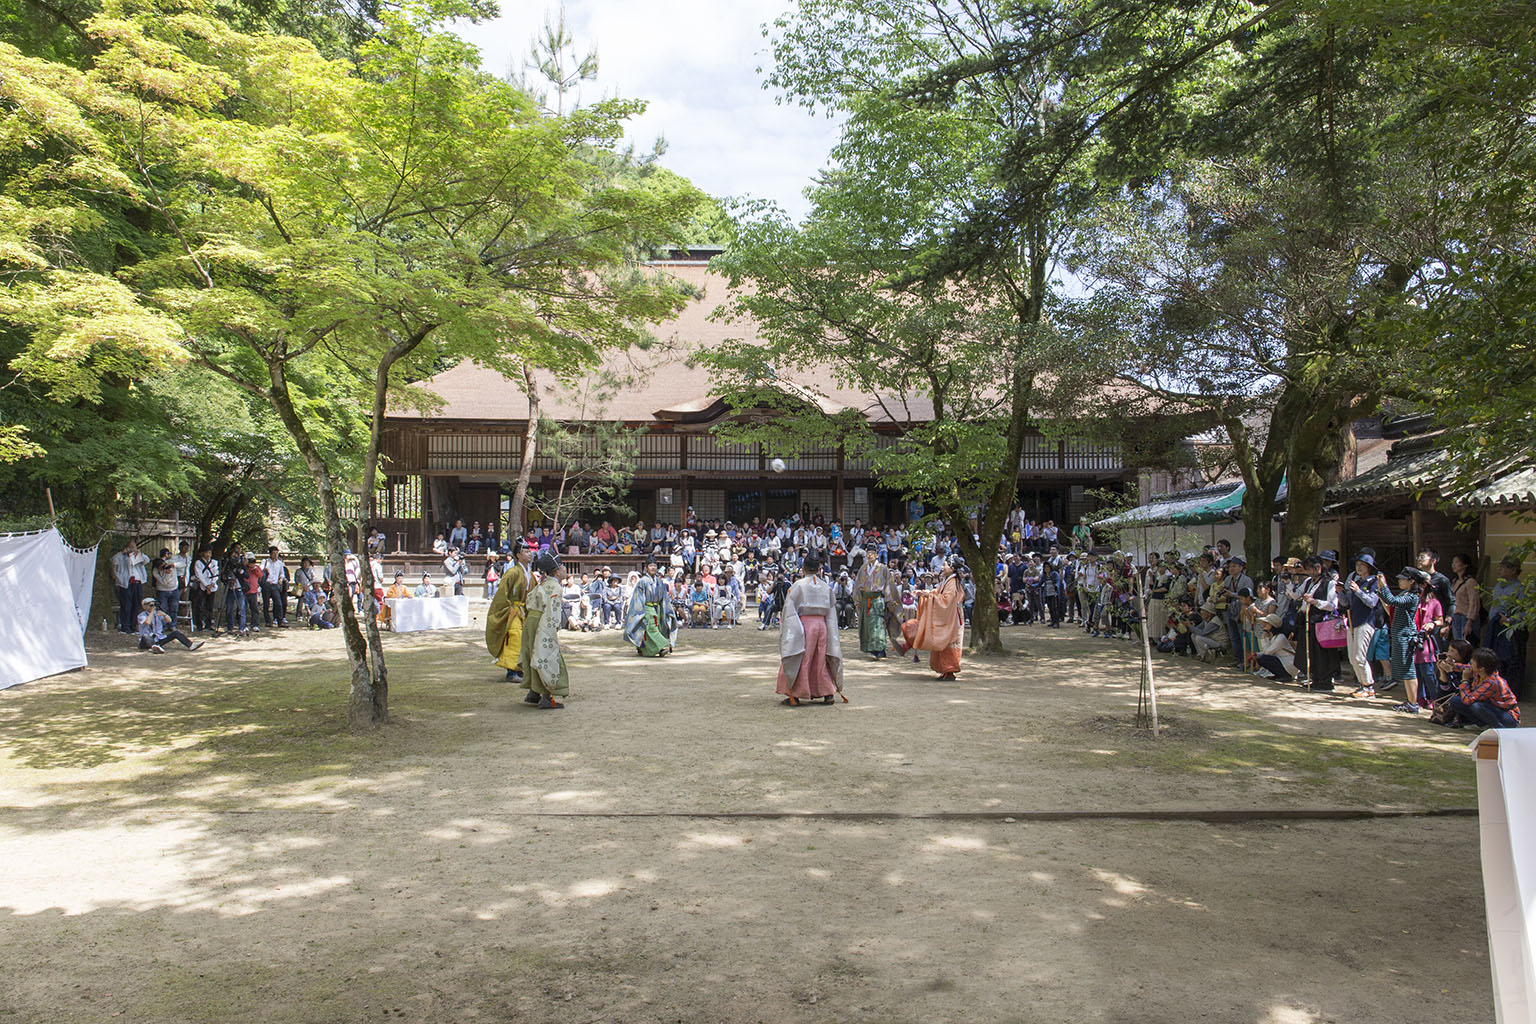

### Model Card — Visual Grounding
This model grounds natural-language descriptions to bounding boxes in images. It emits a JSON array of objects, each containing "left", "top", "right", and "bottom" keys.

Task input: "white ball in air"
[{"left": 770, "top": 458, "right": 787, "bottom": 473}]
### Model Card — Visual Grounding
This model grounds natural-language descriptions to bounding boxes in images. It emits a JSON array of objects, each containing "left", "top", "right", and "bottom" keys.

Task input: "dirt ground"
[{"left": 0, "top": 613, "right": 1496, "bottom": 1023}]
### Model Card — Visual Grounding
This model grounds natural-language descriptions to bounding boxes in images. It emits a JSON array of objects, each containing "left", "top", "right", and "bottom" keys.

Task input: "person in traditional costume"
[
  {"left": 852, "top": 541, "right": 903, "bottom": 659},
  {"left": 518, "top": 552, "right": 570, "bottom": 709},
  {"left": 485, "top": 541, "right": 532, "bottom": 683},
  {"left": 624, "top": 559, "right": 677, "bottom": 656},
  {"left": 378, "top": 570, "right": 412, "bottom": 630},
  {"left": 901, "top": 556, "right": 965, "bottom": 681},
  {"left": 776, "top": 554, "right": 845, "bottom": 706}
]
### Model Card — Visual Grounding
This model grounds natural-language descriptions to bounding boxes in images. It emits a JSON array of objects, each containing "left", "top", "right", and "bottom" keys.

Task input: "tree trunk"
[
  {"left": 1281, "top": 401, "right": 1355, "bottom": 558},
  {"left": 508, "top": 363, "right": 539, "bottom": 538},
  {"left": 262, "top": 361, "right": 379, "bottom": 730}
]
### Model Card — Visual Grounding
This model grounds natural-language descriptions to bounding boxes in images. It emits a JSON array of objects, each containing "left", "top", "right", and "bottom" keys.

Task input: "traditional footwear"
[
  {"left": 779, "top": 696, "right": 801, "bottom": 707},
  {"left": 821, "top": 695, "right": 834, "bottom": 705},
  {"left": 523, "top": 690, "right": 541, "bottom": 704},
  {"left": 537, "top": 695, "right": 564, "bottom": 709},
  {"left": 938, "top": 672, "right": 956, "bottom": 681}
]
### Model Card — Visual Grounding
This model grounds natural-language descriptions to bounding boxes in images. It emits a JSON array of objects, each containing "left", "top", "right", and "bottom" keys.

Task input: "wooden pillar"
[
  {"left": 834, "top": 447, "right": 845, "bottom": 520},
  {"left": 1410, "top": 504, "right": 1424, "bottom": 559},
  {"left": 758, "top": 479, "right": 767, "bottom": 521}
]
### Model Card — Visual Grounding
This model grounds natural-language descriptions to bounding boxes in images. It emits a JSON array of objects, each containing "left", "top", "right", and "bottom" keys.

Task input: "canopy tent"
[
  {"left": 1094, "top": 482, "right": 1285, "bottom": 563},
  {"left": 0, "top": 529, "right": 94, "bottom": 690}
]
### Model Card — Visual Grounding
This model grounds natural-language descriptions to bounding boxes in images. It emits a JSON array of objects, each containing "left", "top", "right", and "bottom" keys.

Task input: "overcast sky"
[{"left": 457, "top": 1, "right": 840, "bottom": 224}]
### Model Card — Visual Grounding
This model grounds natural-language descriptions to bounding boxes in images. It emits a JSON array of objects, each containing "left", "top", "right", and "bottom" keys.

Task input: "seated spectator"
[
  {"left": 378, "top": 571, "right": 411, "bottom": 629},
  {"left": 1447, "top": 647, "right": 1520, "bottom": 729},
  {"left": 1253, "top": 613, "right": 1295, "bottom": 681},
  {"left": 688, "top": 577, "right": 712, "bottom": 628},
  {"left": 305, "top": 581, "right": 340, "bottom": 629},
  {"left": 1190, "top": 602, "right": 1227, "bottom": 662},
  {"left": 137, "top": 597, "right": 203, "bottom": 653}
]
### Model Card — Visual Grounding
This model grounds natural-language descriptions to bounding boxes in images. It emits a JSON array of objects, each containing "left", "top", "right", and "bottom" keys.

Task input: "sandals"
[
  {"left": 537, "top": 695, "right": 564, "bottom": 710},
  {"left": 780, "top": 696, "right": 801, "bottom": 707}
]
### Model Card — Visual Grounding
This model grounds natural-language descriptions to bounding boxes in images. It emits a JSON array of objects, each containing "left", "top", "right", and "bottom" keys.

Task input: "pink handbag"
[{"left": 1314, "top": 617, "right": 1348, "bottom": 649}]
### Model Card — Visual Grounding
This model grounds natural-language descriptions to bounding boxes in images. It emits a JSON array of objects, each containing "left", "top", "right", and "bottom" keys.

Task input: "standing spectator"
[
  {"left": 442, "top": 547, "right": 467, "bottom": 597},
  {"left": 243, "top": 552, "right": 263, "bottom": 631},
  {"left": 261, "top": 545, "right": 289, "bottom": 627},
  {"left": 110, "top": 540, "right": 150, "bottom": 634},
  {"left": 1219, "top": 558, "right": 1254, "bottom": 668},
  {"left": 190, "top": 546, "right": 219, "bottom": 633},
  {"left": 172, "top": 540, "right": 192, "bottom": 605},
  {"left": 1448, "top": 553, "right": 1481, "bottom": 644},
  {"left": 222, "top": 544, "right": 247, "bottom": 636},
  {"left": 1343, "top": 553, "right": 1384, "bottom": 697},
  {"left": 1486, "top": 556, "right": 1528, "bottom": 692},
  {"left": 151, "top": 548, "right": 182, "bottom": 624}
]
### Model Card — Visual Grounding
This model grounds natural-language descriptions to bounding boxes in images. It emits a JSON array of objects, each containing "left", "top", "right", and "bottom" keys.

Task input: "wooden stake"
[
  {"left": 1134, "top": 568, "right": 1160, "bottom": 737},
  {"left": 45, "top": 486, "right": 56, "bottom": 523}
]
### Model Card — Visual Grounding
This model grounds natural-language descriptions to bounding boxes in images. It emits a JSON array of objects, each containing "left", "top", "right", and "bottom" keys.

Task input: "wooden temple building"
[{"left": 375, "top": 252, "right": 1130, "bottom": 551}]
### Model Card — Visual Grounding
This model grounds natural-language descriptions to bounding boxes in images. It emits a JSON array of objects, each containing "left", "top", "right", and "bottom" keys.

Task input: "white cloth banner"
[
  {"left": 0, "top": 529, "right": 89, "bottom": 689},
  {"left": 61, "top": 540, "right": 99, "bottom": 635},
  {"left": 387, "top": 596, "right": 469, "bottom": 633},
  {"left": 1477, "top": 728, "right": 1536, "bottom": 1024}
]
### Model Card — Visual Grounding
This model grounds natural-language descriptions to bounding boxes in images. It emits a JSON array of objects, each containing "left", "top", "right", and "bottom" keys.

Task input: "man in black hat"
[{"left": 1343, "top": 552, "right": 1384, "bottom": 694}]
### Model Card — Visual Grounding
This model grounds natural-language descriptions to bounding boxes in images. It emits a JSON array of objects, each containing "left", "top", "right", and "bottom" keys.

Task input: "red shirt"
[{"left": 1459, "top": 671, "right": 1520, "bottom": 721}]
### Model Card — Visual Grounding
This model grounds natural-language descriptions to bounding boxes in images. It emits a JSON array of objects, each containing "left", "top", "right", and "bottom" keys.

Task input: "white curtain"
[
  {"left": 61, "top": 538, "right": 99, "bottom": 635},
  {"left": 1478, "top": 729, "right": 1536, "bottom": 1023},
  {"left": 0, "top": 529, "right": 90, "bottom": 690}
]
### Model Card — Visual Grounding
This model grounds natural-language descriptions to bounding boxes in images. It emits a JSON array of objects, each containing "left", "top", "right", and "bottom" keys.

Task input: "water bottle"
[{"left": 101, "top": 618, "right": 108, "bottom": 633}]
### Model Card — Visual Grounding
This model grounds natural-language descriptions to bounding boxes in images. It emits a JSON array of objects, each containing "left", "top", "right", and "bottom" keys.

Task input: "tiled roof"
[
  {"left": 389, "top": 263, "right": 932, "bottom": 425},
  {"left": 388, "top": 261, "right": 1167, "bottom": 427}
]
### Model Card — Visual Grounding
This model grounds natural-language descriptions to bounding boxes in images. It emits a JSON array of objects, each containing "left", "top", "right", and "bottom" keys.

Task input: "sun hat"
[
  {"left": 1354, "top": 552, "right": 1376, "bottom": 569},
  {"left": 141, "top": 597, "right": 156, "bottom": 606},
  {"left": 1261, "top": 613, "right": 1283, "bottom": 628}
]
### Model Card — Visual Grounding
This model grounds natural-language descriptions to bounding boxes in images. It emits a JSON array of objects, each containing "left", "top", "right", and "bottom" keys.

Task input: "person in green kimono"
[
  {"left": 623, "top": 559, "right": 677, "bottom": 656},
  {"left": 518, "top": 551, "right": 571, "bottom": 709},
  {"left": 852, "top": 542, "right": 901, "bottom": 659},
  {"left": 485, "top": 541, "right": 532, "bottom": 683}
]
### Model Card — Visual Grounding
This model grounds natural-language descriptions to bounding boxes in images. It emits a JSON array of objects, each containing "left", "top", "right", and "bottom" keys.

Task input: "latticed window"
[{"left": 426, "top": 434, "right": 523, "bottom": 471}]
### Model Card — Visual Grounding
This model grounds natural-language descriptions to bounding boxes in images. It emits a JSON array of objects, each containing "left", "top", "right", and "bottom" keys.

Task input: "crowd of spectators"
[{"left": 110, "top": 507, "right": 1528, "bottom": 730}]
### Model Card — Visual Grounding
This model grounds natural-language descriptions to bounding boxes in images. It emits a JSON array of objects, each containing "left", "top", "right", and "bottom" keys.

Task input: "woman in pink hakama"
[{"left": 776, "top": 555, "right": 845, "bottom": 706}]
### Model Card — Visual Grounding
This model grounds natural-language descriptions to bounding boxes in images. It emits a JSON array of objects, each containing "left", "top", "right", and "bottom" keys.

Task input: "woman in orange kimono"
[{"left": 901, "top": 558, "right": 964, "bottom": 680}]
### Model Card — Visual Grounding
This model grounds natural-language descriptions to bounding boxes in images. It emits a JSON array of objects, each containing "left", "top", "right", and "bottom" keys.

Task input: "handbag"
[
  {"left": 1428, "top": 693, "right": 1456, "bottom": 725},
  {"left": 1314, "top": 616, "right": 1348, "bottom": 649}
]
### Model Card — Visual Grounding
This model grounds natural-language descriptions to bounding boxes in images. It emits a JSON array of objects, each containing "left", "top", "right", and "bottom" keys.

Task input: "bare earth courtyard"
[{"left": 0, "top": 619, "right": 1494, "bottom": 1024}]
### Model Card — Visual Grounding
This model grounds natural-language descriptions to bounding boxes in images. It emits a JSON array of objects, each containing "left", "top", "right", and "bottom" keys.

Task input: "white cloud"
[{"left": 458, "top": 0, "right": 842, "bottom": 222}]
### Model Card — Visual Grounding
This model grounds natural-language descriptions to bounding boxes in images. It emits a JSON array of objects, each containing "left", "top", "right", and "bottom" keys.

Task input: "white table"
[{"left": 387, "top": 596, "right": 469, "bottom": 633}]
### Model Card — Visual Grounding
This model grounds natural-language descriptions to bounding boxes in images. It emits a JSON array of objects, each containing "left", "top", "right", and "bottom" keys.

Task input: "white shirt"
[
  {"left": 193, "top": 557, "right": 219, "bottom": 590},
  {"left": 262, "top": 557, "right": 287, "bottom": 584},
  {"left": 111, "top": 549, "right": 149, "bottom": 587}
]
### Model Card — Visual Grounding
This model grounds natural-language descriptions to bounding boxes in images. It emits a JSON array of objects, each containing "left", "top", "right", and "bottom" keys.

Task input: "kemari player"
[
  {"left": 485, "top": 541, "right": 532, "bottom": 682},
  {"left": 624, "top": 559, "right": 677, "bottom": 656},
  {"left": 901, "top": 556, "right": 965, "bottom": 681},
  {"left": 518, "top": 552, "right": 571, "bottom": 709}
]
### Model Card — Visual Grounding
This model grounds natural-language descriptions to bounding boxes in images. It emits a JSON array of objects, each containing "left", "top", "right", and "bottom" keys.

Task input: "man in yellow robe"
[{"left": 485, "top": 542, "right": 532, "bottom": 683}]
